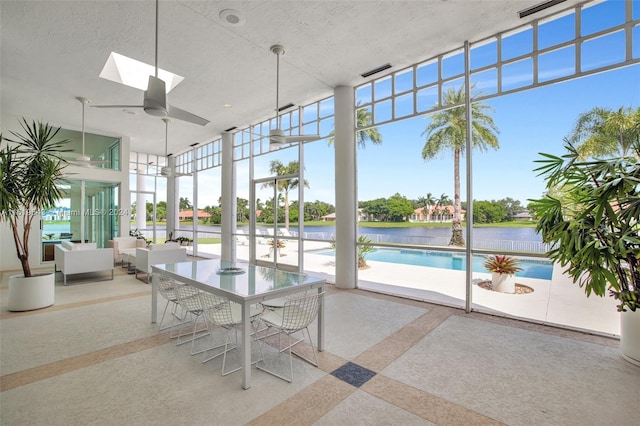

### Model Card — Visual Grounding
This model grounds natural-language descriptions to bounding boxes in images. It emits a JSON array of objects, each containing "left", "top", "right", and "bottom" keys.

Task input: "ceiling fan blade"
[
  {"left": 160, "top": 165, "right": 192, "bottom": 177},
  {"left": 143, "top": 75, "right": 168, "bottom": 117},
  {"left": 285, "top": 134, "right": 321, "bottom": 143},
  {"left": 167, "top": 104, "right": 209, "bottom": 126},
  {"left": 91, "top": 105, "right": 144, "bottom": 109},
  {"left": 269, "top": 128, "right": 321, "bottom": 148}
]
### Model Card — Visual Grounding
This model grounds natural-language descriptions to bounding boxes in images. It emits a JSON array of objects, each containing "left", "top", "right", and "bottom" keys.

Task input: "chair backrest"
[
  {"left": 280, "top": 292, "right": 324, "bottom": 332},
  {"left": 158, "top": 274, "right": 183, "bottom": 301},
  {"left": 200, "top": 293, "right": 237, "bottom": 328},
  {"left": 174, "top": 285, "right": 202, "bottom": 313}
]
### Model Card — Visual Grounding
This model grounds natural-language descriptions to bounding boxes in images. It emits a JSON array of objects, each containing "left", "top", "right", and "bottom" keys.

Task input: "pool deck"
[{"left": 192, "top": 240, "right": 620, "bottom": 337}]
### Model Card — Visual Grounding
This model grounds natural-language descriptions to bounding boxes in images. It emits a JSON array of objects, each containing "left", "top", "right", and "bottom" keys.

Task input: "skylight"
[{"left": 99, "top": 52, "right": 184, "bottom": 92}]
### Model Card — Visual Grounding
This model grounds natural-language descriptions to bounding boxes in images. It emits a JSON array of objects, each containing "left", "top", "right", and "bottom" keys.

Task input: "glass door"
[
  {"left": 41, "top": 180, "right": 119, "bottom": 259},
  {"left": 252, "top": 175, "right": 301, "bottom": 272},
  {"left": 84, "top": 181, "right": 118, "bottom": 247},
  {"left": 130, "top": 190, "right": 157, "bottom": 244}
]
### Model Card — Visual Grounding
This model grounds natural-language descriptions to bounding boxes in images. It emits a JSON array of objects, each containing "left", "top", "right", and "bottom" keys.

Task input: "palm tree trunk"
[{"left": 449, "top": 148, "right": 465, "bottom": 247}]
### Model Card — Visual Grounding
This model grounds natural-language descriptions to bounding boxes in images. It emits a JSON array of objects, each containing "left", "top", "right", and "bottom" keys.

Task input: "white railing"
[
  {"left": 358, "top": 233, "right": 550, "bottom": 253},
  {"left": 137, "top": 229, "right": 550, "bottom": 254}
]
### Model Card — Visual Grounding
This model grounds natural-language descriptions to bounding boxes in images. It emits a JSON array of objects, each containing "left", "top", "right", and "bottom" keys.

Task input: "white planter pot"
[
  {"left": 621, "top": 309, "right": 640, "bottom": 367},
  {"left": 492, "top": 272, "right": 516, "bottom": 293},
  {"left": 8, "top": 273, "right": 55, "bottom": 312}
]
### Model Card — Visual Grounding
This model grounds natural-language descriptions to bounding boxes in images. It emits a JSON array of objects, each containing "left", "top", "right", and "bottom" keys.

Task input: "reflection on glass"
[
  {"left": 581, "top": 31, "right": 625, "bottom": 72},
  {"left": 470, "top": 39, "right": 497, "bottom": 71},
  {"left": 538, "top": 45, "right": 575, "bottom": 83}
]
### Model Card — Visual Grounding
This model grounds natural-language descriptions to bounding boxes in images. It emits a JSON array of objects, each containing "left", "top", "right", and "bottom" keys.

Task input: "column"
[
  {"left": 136, "top": 170, "right": 146, "bottom": 231},
  {"left": 221, "top": 132, "right": 236, "bottom": 261},
  {"left": 165, "top": 156, "right": 177, "bottom": 241},
  {"left": 334, "top": 85, "right": 357, "bottom": 289}
]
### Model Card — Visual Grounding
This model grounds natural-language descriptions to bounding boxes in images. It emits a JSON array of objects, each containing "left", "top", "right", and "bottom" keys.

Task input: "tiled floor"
[{"left": 1, "top": 265, "right": 638, "bottom": 425}]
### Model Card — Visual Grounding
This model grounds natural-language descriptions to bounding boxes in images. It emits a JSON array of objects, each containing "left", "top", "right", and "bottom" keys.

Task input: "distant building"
[
  {"left": 513, "top": 211, "right": 533, "bottom": 221},
  {"left": 410, "top": 206, "right": 464, "bottom": 223},
  {"left": 178, "top": 210, "right": 212, "bottom": 220},
  {"left": 322, "top": 212, "right": 336, "bottom": 222}
]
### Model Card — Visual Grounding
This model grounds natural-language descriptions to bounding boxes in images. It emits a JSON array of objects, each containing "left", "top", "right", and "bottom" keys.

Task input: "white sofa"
[
  {"left": 135, "top": 243, "right": 187, "bottom": 283},
  {"left": 54, "top": 241, "right": 115, "bottom": 285},
  {"left": 107, "top": 236, "right": 147, "bottom": 265}
]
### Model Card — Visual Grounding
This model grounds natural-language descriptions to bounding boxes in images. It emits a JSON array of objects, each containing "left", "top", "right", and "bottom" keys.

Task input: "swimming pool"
[{"left": 312, "top": 248, "right": 553, "bottom": 280}]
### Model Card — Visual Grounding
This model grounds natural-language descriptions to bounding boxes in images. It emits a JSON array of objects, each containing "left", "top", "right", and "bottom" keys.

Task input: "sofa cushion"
[
  {"left": 149, "top": 242, "right": 181, "bottom": 251},
  {"left": 61, "top": 241, "right": 98, "bottom": 251},
  {"left": 74, "top": 243, "right": 97, "bottom": 251},
  {"left": 113, "top": 236, "right": 138, "bottom": 245}
]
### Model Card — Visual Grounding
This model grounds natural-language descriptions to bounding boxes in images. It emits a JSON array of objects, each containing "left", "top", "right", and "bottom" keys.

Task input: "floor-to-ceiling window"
[
  {"left": 195, "top": 141, "right": 222, "bottom": 258},
  {"left": 159, "top": 0, "right": 638, "bottom": 336},
  {"left": 350, "top": 0, "right": 639, "bottom": 334},
  {"left": 129, "top": 151, "right": 167, "bottom": 244}
]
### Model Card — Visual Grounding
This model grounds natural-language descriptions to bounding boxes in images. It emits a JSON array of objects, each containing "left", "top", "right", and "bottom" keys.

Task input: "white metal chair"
[
  {"left": 156, "top": 274, "right": 187, "bottom": 332},
  {"left": 200, "top": 293, "right": 263, "bottom": 376},
  {"left": 255, "top": 291, "right": 324, "bottom": 382},
  {"left": 258, "top": 290, "right": 309, "bottom": 348},
  {"left": 173, "top": 284, "right": 211, "bottom": 355}
]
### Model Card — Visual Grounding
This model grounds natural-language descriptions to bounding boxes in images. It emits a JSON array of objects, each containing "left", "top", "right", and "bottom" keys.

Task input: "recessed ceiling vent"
[
  {"left": 278, "top": 103, "right": 295, "bottom": 112},
  {"left": 189, "top": 142, "right": 199, "bottom": 147},
  {"left": 361, "top": 63, "right": 392, "bottom": 78},
  {"left": 224, "top": 126, "right": 238, "bottom": 132},
  {"left": 219, "top": 9, "right": 246, "bottom": 26},
  {"left": 518, "top": 0, "right": 566, "bottom": 18}
]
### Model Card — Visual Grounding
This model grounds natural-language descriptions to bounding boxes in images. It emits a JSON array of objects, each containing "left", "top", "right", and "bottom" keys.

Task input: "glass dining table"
[{"left": 151, "top": 259, "right": 325, "bottom": 389}]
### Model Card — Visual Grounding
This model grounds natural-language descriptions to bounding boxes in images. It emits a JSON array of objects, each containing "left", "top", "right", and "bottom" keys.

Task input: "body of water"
[
  {"left": 312, "top": 247, "right": 553, "bottom": 280},
  {"left": 43, "top": 223, "right": 545, "bottom": 252}
]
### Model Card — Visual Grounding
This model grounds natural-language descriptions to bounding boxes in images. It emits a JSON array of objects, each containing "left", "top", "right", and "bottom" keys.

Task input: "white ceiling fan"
[
  {"left": 268, "top": 45, "right": 320, "bottom": 151},
  {"left": 159, "top": 118, "right": 191, "bottom": 177},
  {"left": 91, "top": 0, "right": 209, "bottom": 127},
  {"left": 66, "top": 97, "right": 110, "bottom": 167}
]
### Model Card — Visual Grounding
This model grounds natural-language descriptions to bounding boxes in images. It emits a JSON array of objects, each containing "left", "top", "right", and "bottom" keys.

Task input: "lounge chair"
[{"left": 236, "top": 230, "right": 250, "bottom": 245}]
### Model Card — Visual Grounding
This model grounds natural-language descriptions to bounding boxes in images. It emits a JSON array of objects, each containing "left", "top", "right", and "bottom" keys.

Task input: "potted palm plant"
[
  {"left": 483, "top": 255, "right": 523, "bottom": 293},
  {"left": 529, "top": 140, "right": 639, "bottom": 366},
  {"left": 0, "top": 119, "right": 70, "bottom": 311}
]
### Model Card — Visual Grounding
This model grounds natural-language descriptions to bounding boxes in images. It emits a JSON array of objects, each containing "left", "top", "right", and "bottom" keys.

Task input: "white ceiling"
[{"left": 1, "top": 0, "right": 584, "bottom": 157}]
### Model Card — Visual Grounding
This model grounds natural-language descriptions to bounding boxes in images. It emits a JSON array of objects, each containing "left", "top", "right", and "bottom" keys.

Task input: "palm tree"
[
  {"left": 261, "top": 160, "right": 309, "bottom": 230},
  {"left": 436, "top": 193, "right": 451, "bottom": 222},
  {"left": 568, "top": 106, "right": 640, "bottom": 159},
  {"left": 328, "top": 106, "right": 383, "bottom": 148},
  {"left": 421, "top": 86, "right": 500, "bottom": 246},
  {"left": 416, "top": 192, "right": 436, "bottom": 222}
]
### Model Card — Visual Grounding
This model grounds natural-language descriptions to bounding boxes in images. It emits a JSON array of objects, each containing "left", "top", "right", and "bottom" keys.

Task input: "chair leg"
[
  {"left": 255, "top": 327, "right": 318, "bottom": 383},
  {"left": 170, "top": 310, "right": 194, "bottom": 340},
  {"left": 202, "top": 325, "right": 235, "bottom": 363},
  {"left": 176, "top": 313, "right": 209, "bottom": 347},
  {"left": 189, "top": 315, "right": 212, "bottom": 355},
  {"left": 158, "top": 300, "right": 172, "bottom": 331},
  {"left": 221, "top": 331, "right": 242, "bottom": 376}
]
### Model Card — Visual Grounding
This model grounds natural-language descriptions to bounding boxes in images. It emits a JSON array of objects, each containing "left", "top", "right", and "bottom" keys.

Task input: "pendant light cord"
[
  {"left": 165, "top": 119, "right": 169, "bottom": 156},
  {"left": 154, "top": 0, "right": 159, "bottom": 78},
  {"left": 275, "top": 49, "right": 280, "bottom": 126},
  {"left": 81, "top": 100, "right": 85, "bottom": 156}
]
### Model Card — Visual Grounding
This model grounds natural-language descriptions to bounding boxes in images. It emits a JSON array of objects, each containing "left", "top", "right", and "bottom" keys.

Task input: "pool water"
[{"left": 313, "top": 248, "right": 553, "bottom": 280}]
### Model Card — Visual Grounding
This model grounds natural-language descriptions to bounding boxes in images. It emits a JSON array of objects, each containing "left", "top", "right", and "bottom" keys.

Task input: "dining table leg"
[
  {"left": 151, "top": 272, "right": 158, "bottom": 323},
  {"left": 241, "top": 302, "right": 251, "bottom": 389},
  {"left": 317, "top": 285, "right": 324, "bottom": 351}
]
